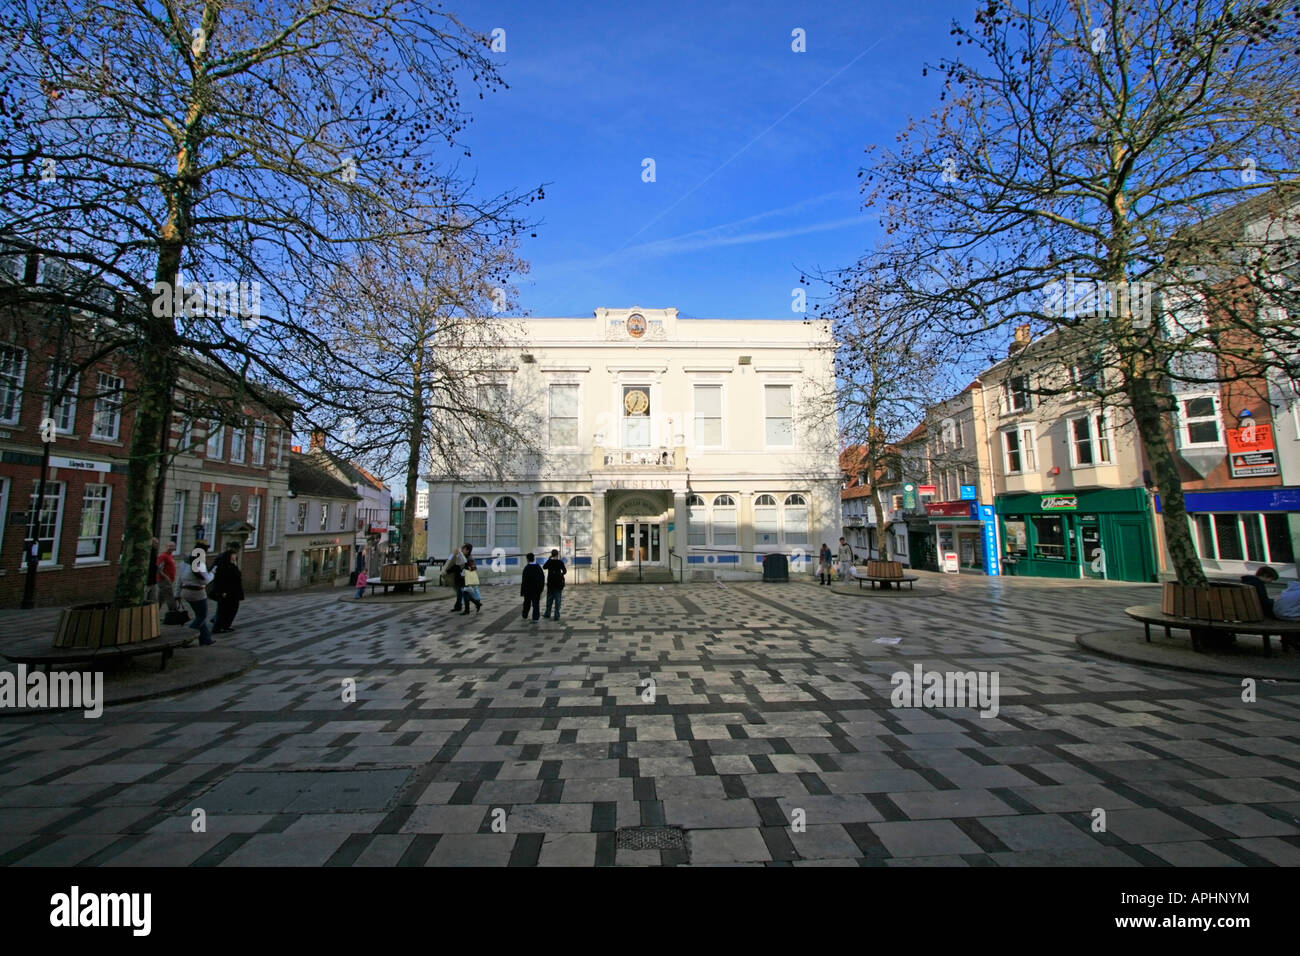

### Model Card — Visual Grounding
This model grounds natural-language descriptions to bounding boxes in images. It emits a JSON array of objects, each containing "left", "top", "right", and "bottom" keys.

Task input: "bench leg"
[
  {"left": 1262, "top": 635, "right": 1272, "bottom": 658},
  {"left": 1144, "top": 622, "right": 1151, "bottom": 643},
  {"left": 160, "top": 648, "right": 173, "bottom": 672}
]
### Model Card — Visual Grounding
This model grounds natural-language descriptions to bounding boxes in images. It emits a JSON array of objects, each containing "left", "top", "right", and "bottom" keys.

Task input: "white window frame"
[
  {"left": 687, "top": 494, "right": 707, "bottom": 547},
  {"left": 783, "top": 493, "right": 809, "bottom": 546},
  {"left": 319, "top": 503, "right": 329, "bottom": 531},
  {"left": 1003, "top": 375, "right": 1031, "bottom": 414},
  {"left": 268, "top": 497, "right": 281, "bottom": 547},
  {"left": 1190, "top": 511, "right": 1293, "bottom": 564},
  {"left": 1002, "top": 428, "right": 1023, "bottom": 475},
  {"left": 753, "top": 494, "right": 780, "bottom": 546},
  {"left": 230, "top": 423, "right": 247, "bottom": 463},
  {"left": 693, "top": 383, "right": 724, "bottom": 449},
  {"left": 0, "top": 345, "right": 25, "bottom": 425},
  {"left": 763, "top": 384, "right": 795, "bottom": 449},
  {"left": 547, "top": 383, "right": 581, "bottom": 450},
  {"left": 1068, "top": 412, "right": 1109, "bottom": 467},
  {"left": 1176, "top": 392, "right": 1224, "bottom": 448},
  {"left": 247, "top": 495, "right": 261, "bottom": 549},
  {"left": 170, "top": 489, "right": 188, "bottom": 554},
  {"left": 295, "top": 501, "right": 309, "bottom": 533},
  {"left": 493, "top": 495, "right": 519, "bottom": 550},
  {"left": 565, "top": 495, "right": 592, "bottom": 551},
  {"left": 711, "top": 494, "right": 737, "bottom": 546},
  {"left": 201, "top": 492, "right": 219, "bottom": 542},
  {"left": 90, "top": 372, "right": 123, "bottom": 440},
  {"left": 44, "top": 365, "right": 78, "bottom": 434},
  {"left": 463, "top": 495, "right": 489, "bottom": 550},
  {"left": 206, "top": 419, "right": 224, "bottom": 459},
  {"left": 536, "top": 495, "right": 562, "bottom": 550},
  {"left": 26, "top": 480, "right": 65, "bottom": 565},
  {"left": 76, "top": 483, "right": 111, "bottom": 562},
  {"left": 252, "top": 422, "right": 267, "bottom": 466}
]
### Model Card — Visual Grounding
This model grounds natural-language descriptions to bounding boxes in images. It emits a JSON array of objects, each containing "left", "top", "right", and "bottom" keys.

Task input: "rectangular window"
[
  {"left": 464, "top": 507, "right": 487, "bottom": 549},
  {"left": 1214, "top": 513, "right": 1243, "bottom": 561},
  {"left": 1003, "top": 430, "right": 1022, "bottom": 474},
  {"left": 339, "top": 504, "right": 349, "bottom": 534},
  {"left": 566, "top": 505, "right": 592, "bottom": 550},
  {"left": 1071, "top": 416, "right": 1095, "bottom": 466},
  {"left": 247, "top": 495, "right": 261, "bottom": 549},
  {"left": 0, "top": 345, "right": 24, "bottom": 424},
  {"left": 201, "top": 492, "right": 219, "bottom": 541},
  {"left": 26, "top": 481, "right": 64, "bottom": 564},
  {"left": 549, "top": 384, "right": 579, "bottom": 448},
  {"left": 622, "top": 385, "right": 651, "bottom": 448},
  {"left": 1241, "top": 513, "right": 1265, "bottom": 563},
  {"left": 1003, "top": 517, "right": 1028, "bottom": 556},
  {"left": 1265, "top": 513, "right": 1294, "bottom": 564},
  {"left": 694, "top": 385, "right": 722, "bottom": 447},
  {"left": 91, "top": 373, "right": 123, "bottom": 440},
  {"left": 1021, "top": 427, "right": 1036, "bottom": 471},
  {"left": 495, "top": 506, "right": 518, "bottom": 550},
  {"left": 1031, "top": 514, "right": 1067, "bottom": 558},
  {"left": 206, "top": 420, "right": 224, "bottom": 459},
  {"left": 77, "top": 484, "right": 110, "bottom": 560},
  {"left": 44, "top": 365, "right": 78, "bottom": 434},
  {"left": 1095, "top": 413, "right": 1111, "bottom": 463},
  {"left": 177, "top": 403, "right": 194, "bottom": 453},
  {"left": 1193, "top": 513, "right": 1215, "bottom": 558},
  {"left": 268, "top": 497, "right": 281, "bottom": 547},
  {"left": 170, "top": 490, "right": 188, "bottom": 554},
  {"left": 537, "top": 506, "right": 561, "bottom": 546},
  {"left": 320, "top": 503, "right": 328, "bottom": 531},
  {"left": 230, "top": 423, "right": 246, "bottom": 463},
  {"left": 1005, "top": 375, "right": 1030, "bottom": 412},
  {"left": 252, "top": 423, "right": 266, "bottom": 466},
  {"left": 296, "top": 501, "right": 308, "bottom": 533},
  {"left": 713, "top": 502, "right": 737, "bottom": 546},
  {"left": 764, "top": 385, "right": 793, "bottom": 447},
  {"left": 1179, "top": 394, "right": 1222, "bottom": 446}
]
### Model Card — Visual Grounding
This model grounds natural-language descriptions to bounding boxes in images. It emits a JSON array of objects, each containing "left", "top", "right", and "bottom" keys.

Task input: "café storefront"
[{"left": 996, "top": 488, "right": 1157, "bottom": 583}]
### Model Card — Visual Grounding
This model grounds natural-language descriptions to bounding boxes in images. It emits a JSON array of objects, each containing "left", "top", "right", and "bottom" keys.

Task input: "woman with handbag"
[{"left": 179, "top": 545, "right": 216, "bottom": 646}]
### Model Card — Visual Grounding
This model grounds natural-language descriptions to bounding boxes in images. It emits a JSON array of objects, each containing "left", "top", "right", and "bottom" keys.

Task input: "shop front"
[
  {"left": 925, "top": 501, "right": 983, "bottom": 572},
  {"left": 1155, "top": 487, "right": 1299, "bottom": 580},
  {"left": 284, "top": 534, "right": 349, "bottom": 588},
  {"left": 996, "top": 488, "right": 1156, "bottom": 582}
]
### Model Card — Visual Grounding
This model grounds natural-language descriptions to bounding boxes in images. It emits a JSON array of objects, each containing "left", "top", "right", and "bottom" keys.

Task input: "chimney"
[
  {"left": 310, "top": 428, "right": 326, "bottom": 452},
  {"left": 1008, "top": 324, "right": 1032, "bottom": 356}
]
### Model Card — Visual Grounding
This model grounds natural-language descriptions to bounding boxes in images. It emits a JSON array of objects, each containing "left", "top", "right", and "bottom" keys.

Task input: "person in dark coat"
[
  {"left": 520, "top": 552, "right": 545, "bottom": 622},
  {"left": 212, "top": 543, "right": 245, "bottom": 633},
  {"left": 542, "top": 549, "right": 566, "bottom": 621},
  {"left": 1241, "top": 565, "right": 1279, "bottom": 616}
]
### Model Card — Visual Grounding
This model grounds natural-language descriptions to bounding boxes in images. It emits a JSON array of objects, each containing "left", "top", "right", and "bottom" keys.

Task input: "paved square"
[{"left": 1, "top": 575, "right": 1298, "bottom": 866}]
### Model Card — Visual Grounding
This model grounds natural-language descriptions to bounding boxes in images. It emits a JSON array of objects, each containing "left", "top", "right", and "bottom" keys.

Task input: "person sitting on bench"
[{"left": 1241, "top": 565, "right": 1279, "bottom": 617}]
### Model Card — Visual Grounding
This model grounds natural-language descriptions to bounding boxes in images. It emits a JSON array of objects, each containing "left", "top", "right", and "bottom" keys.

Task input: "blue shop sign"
[
  {"left": 960, "top": 485, "right": 977, "bottom": 500},
  {"left": 1155, "top": 488, "right": 1300, "bottom": 513},
  {"left": 978, "top": 504, "right": 1000, "bottom": 577}
]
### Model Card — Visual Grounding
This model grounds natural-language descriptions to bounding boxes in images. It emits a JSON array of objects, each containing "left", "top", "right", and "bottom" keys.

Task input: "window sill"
[
  {"left": 74, "top": 559, "right": 111, "bottom": 568},
  {"left": 87, "top": 436, "right": 123, "bottom": 445}
]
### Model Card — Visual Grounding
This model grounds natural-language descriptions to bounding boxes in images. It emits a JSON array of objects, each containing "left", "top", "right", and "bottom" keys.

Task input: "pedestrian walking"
[
  {"left": 179, "top": 543, "right": 215, "bottom": 646},
  {"left": 818, "top": 542, "right": 833, "bottom": 586},
  {"left": 837, "top": 537, "right": 855, "bottom": 582},
  {"left": 212, "top": 543, "right": 245, "bottom": 633},
  {"left": 445, "top": 543, "right": 471, "bottom": 612},
  {"left": 460, "top": 560, "right": 482, "bottom": 614},
  {"left": 520, "top": 552, "right": 544, "bottom": 621},
  {"left": 542, "top": 549, "right": 566, "bottom": 621},
  {"left": 155, "top": 541, "right": 178, "bottom": 609},
  {"left": 355, "top": 568, "right": 368, "bottom": 599}
]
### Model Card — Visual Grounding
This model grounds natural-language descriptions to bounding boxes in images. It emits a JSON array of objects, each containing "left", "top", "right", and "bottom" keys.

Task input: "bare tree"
[
  {"left": 301, "top": 217, "right": 534, "bottom": 563},
  {"left": 0, "top": 0, "right": 539, "bottom": 605},
  {"left": 853, "top": 0, "right": 1300, "bottom": 585}
]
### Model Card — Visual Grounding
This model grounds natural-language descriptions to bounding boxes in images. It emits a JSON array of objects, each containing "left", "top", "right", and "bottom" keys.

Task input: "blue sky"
[{"left": 451, "top": 0, "right": 975, "bottom": 319}]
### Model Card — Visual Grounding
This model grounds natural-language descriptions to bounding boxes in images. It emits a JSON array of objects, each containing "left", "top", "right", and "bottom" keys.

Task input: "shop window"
[
  {"left": 1003, "top": 516, "right": 1028, "bottom": 556},
  {"left": 1265, "top": 513, "right": 1295, "bottom": 564},
  {"left": 1213, "top": 513, "right": 1243, "bottom": 561},
  {"left": 1192, "top": 513, "right": 1215, "bottom": 558},
  {"left": 1030, "top": 515, "right": 1066, "bottom": 558}
]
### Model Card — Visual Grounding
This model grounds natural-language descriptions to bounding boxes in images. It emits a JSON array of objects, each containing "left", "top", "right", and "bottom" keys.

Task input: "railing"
[
  {"left": 601, "top": 447, "right": 675, "bottom": 467},
  {"left": 597, "top": 553, "right": 609, "bottom": 584},
  {"left": 440, "top": 549, "right": 589, "bottom": 584},
  {"left": 680, "top": 547, "right": 817, "bottom": 575},
  {"left": 667, "top": 548, "right": 684, "bottom": 583}
]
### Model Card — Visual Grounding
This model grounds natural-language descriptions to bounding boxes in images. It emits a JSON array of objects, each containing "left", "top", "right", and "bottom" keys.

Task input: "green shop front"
[{"left": 996, "top": 489, "right": 1157, "bottom": 582}]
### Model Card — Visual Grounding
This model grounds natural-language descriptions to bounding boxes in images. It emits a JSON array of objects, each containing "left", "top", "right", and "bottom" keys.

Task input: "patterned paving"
[{"left": 1, "top": 574, "right": 1298, "bottom": 866}]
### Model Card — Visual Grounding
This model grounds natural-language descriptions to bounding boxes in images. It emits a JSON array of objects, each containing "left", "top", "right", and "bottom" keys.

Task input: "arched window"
[
  {"left": 463, "top": 496, "right": 488, "bottom": 549},
  {"left": 537, "top": 496, "right": 561, "bottom": 548},
  {"left": 754, "top": 494, "right": 779, "bottom": 546},
  {"left": 494, "top": 496, "right": 519, "bottom": 550},
  {"left": 712, "top": 495, "right": 737, "bottom": 546},
  {"left": 687, "top": 494, "right": 706, "bottom": 546},
  {"left": 784, "top": 494, "right": 808, "bottom": 545},
  {"left": 565, "top": 495, "right": 592, "bottom": 550}
]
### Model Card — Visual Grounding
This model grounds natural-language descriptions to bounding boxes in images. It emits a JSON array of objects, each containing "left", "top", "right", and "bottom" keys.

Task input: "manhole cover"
[{"left": 616, "top": 826, "right": 686, "bottom": 850}]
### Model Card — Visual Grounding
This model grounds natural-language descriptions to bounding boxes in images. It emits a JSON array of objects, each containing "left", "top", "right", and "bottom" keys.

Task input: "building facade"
[
  {"left": 284, "top": 453, "right": 361, "bottom": 589},
  {"left": 425, "top": 308, "right": 841, "bottom": 580}
]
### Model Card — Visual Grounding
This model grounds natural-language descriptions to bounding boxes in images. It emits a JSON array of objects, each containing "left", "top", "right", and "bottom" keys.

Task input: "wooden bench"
[
  {"left": 1124, "top": 604, "right": 1300, "bottom": 658},
  {"left": 365, "top": 576, "right": 431, "bottom": 595},
  {"left": 2, "top": 631, "right": 194, "bottom": 673},
  {"left": 850, "top": 560, "right": 919, "bottom": 590}
]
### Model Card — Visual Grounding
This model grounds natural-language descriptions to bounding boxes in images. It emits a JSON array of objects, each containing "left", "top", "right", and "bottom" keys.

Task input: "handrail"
[{"left": 667, "top": 548, "right": 684, "bottom": 583}]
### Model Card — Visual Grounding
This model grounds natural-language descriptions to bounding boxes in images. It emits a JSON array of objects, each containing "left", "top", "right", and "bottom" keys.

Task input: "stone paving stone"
[
  {"left": 507, "top": 803, "right": 595, "bottom": 833},
  {"left": 777, "top": 795, "right": 885, "bottom": 825},
  {"left": 786, "top": 824, "right": 862, "bottom": 860},
  {"left": 282, "top": 813, "right": 389, "bottom": 834},
  {"left": 538, "top": 832, "right": 598, "bottom": 866},
  {"left": 399, "top": 805, "right": 489, "bottom": 834},
  {"left": 351, "top": 834, "right": 416, "bottom": 867},
  {"left": 101, "top": 831, "right": 228, "bottom": 867},
  {"left": 688, "top": 828, "right": 771, "bottom": 864},
  {"left": 1103, "top": 808, "right": 1215, "bottom": 845},
  {"left": 616, "top": 849, "right": 661, "bottom": 866},
  {"left": 1229, "top": 837, "right": 1300, "bottom": 866},
  {"left": 220, "top": 832, "right": 350, "bottom": 866},
  {"left": 1184, "top": 804, "right": 1300, "bottom": 838},
  {"left": 976, "top": 813, "right": 1100, "bottom": 851},
  {"left": 426, "top": 834, "right": 515, "bottom": 866},
  {"left": 1145, "top": 841, "right": 1247, "bottom": 867},
  {"left": 869, "top": 820, "right": 983, "bottom": 858},
  {"left": 1014, "top": 784, "right": 1141, "bottom": 813},
  {"left": 887, "top": 789, "right": 1017, "bottom": 820},
  {"left": 663, "top": 797, "right": 762, "bottom": 829},
  {"left": 13, "top": 835, "right": 125, "bottom": 866}
]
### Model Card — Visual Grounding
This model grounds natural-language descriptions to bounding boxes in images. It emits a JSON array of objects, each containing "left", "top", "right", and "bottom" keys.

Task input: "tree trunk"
[
  {"left": 399, "top": 359, "right": 424, "bottom": 563},
  {"left": 872, "top": 486, "right": 891, "bottom": 560},
  {"left": 1128, "top": 375, "right": 1206, "bottom": 586}
]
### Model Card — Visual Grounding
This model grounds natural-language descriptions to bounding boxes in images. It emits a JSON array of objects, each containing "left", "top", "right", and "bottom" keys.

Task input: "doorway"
[{"left": 615, "top": 520, "right": 662, "bottom": 566}]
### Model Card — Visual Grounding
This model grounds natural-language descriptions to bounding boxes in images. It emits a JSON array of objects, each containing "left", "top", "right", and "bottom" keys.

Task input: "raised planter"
[
  {"left": 53, "top": 602, "right": 160, "bottom": 649},
  {"left": 379, "top": 563, "right": 419, "bottom": 584},
  {"left": 1161, "top": 582, "right": 1263, "bottom": 623}
]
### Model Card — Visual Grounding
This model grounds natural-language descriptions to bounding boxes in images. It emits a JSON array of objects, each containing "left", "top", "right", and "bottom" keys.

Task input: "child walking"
[
  {"left": 355, "top": 568, "right": 368, "bottom": 599},
  {"left": 460, "top": 560, "right": 482, "bottom": 614}
]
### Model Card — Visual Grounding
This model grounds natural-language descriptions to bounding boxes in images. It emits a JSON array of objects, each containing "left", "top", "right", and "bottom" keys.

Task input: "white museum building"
[{"left": 423, "top": 307, "right": 841, "bottom": 580}]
